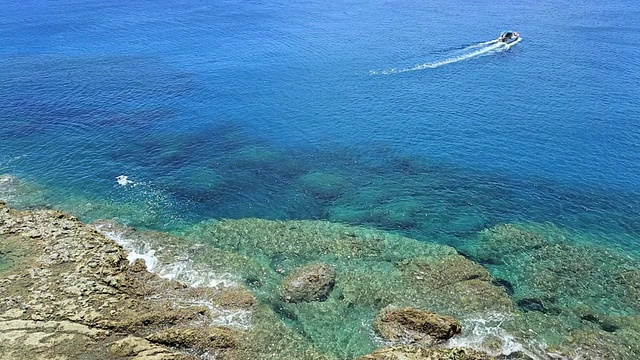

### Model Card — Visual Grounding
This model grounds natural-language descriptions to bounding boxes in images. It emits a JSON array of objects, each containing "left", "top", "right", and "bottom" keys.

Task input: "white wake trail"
[
  {"left": 404, "top": 42, "right": 502, "bottom": 71},
  {"left": 370, "top": 38, "right": 516, "bottom": 75},
  {"left": 462, "top": 39, "right": 500, "bottom": 50}
]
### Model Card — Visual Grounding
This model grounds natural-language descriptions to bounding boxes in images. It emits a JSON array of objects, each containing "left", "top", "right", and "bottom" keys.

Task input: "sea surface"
[{"left": 1, "top": 0, "right": 640, "bottom": 357}]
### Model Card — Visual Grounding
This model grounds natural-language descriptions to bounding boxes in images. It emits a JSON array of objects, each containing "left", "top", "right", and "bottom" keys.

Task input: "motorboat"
[{"left": 498, "top": 31, "right": 520, "bottom": 44}]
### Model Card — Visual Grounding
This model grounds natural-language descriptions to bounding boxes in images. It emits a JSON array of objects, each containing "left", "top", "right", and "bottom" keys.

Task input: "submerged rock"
[
  {"left": 401, "top": 254, "right": 491, "bottom": 289},
  {"left": 374, "top": 306, "right": 461, "bottom": 345},
  {"left": 180, "top": 217, "right": 518, "bottom": 358},
  {"left": 399, "top": 254, "right": 514, "bottom": 317},
  {"left": 357, "top": 345, "right": 494, "bottom": 360},
  {"left": 281, "top": 263, "right": 336, "bottom": 303},
  {"left": 464, "top": 222, "right": 640, "bottom": 359},
  {"left": 298, "top": 170, "right": 348, "bottom": 201}
]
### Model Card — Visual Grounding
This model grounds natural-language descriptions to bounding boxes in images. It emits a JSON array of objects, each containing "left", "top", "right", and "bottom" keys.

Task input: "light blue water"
[{"left": 1, "top": 0, "right": 640, "bottom": 245}]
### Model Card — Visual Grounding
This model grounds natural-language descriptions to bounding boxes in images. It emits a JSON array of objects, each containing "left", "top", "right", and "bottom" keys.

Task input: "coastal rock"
[
  {"left": 108, "top": 336, "right": 192, "bottom": 359},
  {"left": 0, "top": 202, "right": 249, "bottom": 359},
  {"left": 471, "top": 224, "right": 556, "bottom": 264},
  {"left": 210, "top": 286, "right": 257, "bottom": 309},
  {"left": 400, "top": 255, "right": 514, "bottom": 317},
  {"left": 374, "top": 306, "right": 461, "bottom": 345},
  {"left": 357, "top": 345, "right": 494, "bottom": 360},
  {"left": 401, "top": 255, "right": 491, "bottom": 289},
  {"left": 281, "top": 263, "right": 336, "bottom": 303},
  {"left": 146, "top": 326, "right": 241, "bottom": 351}
]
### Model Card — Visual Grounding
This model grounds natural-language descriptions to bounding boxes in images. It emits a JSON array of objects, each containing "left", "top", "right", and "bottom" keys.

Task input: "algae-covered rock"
[
  {"left": 470, "top": 223, "right": 640, "bottom": 315},
  {"left": 223, "top": 303, "right": 335, "bottom": 360},
  {"left": 374, "top": 306, "right": 461, "bottom": 345},
  {"left": 472, "top": 224, "right": 555, "bottom": 264},
  {"left": 299, "top": 171, "right": 348, "bottom": 201},
  {"left": 400, "top": 255, "right": 514, "bottom": 317},
  {"left": 281, "top": 263, "right": 336, "bottom": 303},
  {"left": 182, "top": 217, "right": 456, "bottom": 264},
  {"left": 179, "top": 217, "right": 516, "bottom": 358},
  {"left": 357, "top": 345, "right": 494, "bottom": 360},
  {"left": 463, "top": 223, "right": 640, "bottom": 358},
  {"left": 401, "top": 255, "right": 491, "bottom": 289},
  {"left": 551, "top": 325, "right": 640, "bottom": 360}
]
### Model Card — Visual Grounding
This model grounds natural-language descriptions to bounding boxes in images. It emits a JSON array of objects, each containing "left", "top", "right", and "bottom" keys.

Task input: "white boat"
[{"left": 498, "top": 31, "right": 521, "bottom": 44}]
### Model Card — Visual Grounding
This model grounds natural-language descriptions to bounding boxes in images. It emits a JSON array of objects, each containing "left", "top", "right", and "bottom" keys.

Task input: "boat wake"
[{"left": 370, "top": 37, "right": 521, "bottom": 75}]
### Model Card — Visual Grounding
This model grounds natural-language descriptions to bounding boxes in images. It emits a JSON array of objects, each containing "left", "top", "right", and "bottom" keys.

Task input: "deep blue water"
[{"left": 1, "top": 0, "right": 640, "bottom": 245}]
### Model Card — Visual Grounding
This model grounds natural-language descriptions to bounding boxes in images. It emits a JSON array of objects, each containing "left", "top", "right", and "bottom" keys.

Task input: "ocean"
[{"left": 1, "top": 0, "right": 640, "bottom": 358}]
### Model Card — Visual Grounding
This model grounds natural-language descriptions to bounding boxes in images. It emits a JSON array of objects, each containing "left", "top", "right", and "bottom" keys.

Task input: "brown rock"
[
  {"left": 0, "top": 200, "right": 247, "bottom": 360},
  {"left": 130, "top": 258, "right": 148, "bottom": 272},
  {"left": 211, "top": 287, "right": 256, "bottom": 309},
  {"left": 281, "top": 263, "right": 336, "bottom": 303},
  {"left": 357, "top": 345, "right": 494, "bottom": 360},
  {"left": 146, "top": 326, "right": 240, "bottom": 351},
  {"left": 374, "top": 306, "right": 461, "bottom": 345},
  {"left": 108, "top": 335, "right": 192, "bottom": 359},
  {"left": 99, "top": 307, "right": 209, "bottom": 332},
  {"left": 401, "top": 255, "right": 491, "bottom": 289}
]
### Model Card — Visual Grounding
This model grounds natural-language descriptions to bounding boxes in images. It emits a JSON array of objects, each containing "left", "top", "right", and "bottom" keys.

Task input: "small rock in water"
[
  {"left": 374, "top": 306, "right": 462, "bottom": 345},
  {"left": 280, "top": 263, "right": 336, "bottom": 303}
]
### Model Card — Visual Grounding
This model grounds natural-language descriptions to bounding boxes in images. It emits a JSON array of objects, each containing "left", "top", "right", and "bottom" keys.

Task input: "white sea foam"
[
  {"left": 0, "top": 174, "right": 19, "bottom": 201},
  {"left": 183, "top": 299, "right": 252, "bottom": 330},
  {"left": 370, "top": 38, "right": 519, "bottom": 75},
  {"left": 447, "top": 313, "right": 544, "bottom": 359},
  {"left": 150, "top": 259, "right": 237, "bottom": 288},
  {"left": 95, "top": 223, "right": 237, "bottom": 288},
  {"left": 94, "top": 223, "right": 249, "bottom": 328},
  {"left": 116, "top": 175, "right": 134, "bottom": 186}
]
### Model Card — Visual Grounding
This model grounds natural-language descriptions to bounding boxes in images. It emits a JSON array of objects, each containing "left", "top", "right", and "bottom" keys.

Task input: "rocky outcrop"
[
  {"left": 357, "top": 345, "right": 494, "bottom": 360},
  {"left": 281, "top": 263, "right": 336, "bottom": 303},
  {"left": 374, "top": 306, "right": 461, "bottom": 345},
  {"left": 0, "top": 201, "right": 251, "bottom": 359},
  {"left": 146, "top": 326, "right": 241, "bottom": 350},
  {"left": 108, "top": 336, "right": 192, "bottom": 359}
]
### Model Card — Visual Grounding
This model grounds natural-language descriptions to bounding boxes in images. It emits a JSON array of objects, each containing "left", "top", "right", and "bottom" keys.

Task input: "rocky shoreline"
[
  {"left": 0, "top": 201, "right": 254, "bottom": 359},
  {"left": 0, "top": 200, "right": 510, "bottom": 359},
  {"left": 3, "top": 199, "right": 640, "bottom": 359},
  {"left": 0, "top": 201, "right": 493, "bottom": 359}
]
